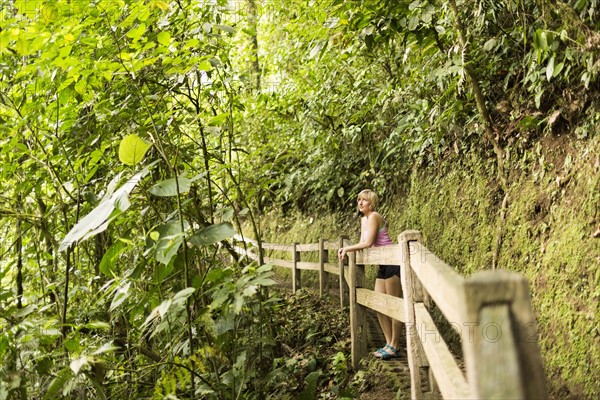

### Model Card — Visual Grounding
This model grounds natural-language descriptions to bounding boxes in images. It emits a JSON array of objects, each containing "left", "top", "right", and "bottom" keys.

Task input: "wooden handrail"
[
  {"left": 408, "top": 241, "right": 465, "bottom": 326},
  {"left": 232, "top": 230, "right": 546, "bottom": 399},
  {"left": 356, "top": 243, "right": 403, "bottom": 266}
]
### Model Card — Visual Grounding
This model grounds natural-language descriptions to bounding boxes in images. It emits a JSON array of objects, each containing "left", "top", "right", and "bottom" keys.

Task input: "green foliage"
[
  {"left": 239, "top": 0, "right": 600, "bottom": 214},
  {"left": 298, "top": 370, "right": 323, "bottom": 400},
  {"left": 189, "top": 222, "right": 236, "bottom": 246},
  {"left": 0, "top": 0, "right": 599, "bottom": 398},
  {"left": 0, "top": 0, "right": 277, "bottom": 398}
]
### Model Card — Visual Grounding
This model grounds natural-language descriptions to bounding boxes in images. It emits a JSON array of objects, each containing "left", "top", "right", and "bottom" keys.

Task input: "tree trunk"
[
  {"left": 448, "top": 0, "right": 509, "bottom": 269},
  {"left": 246, "top": 0, "right": 261, "bottom": 91},
  {"left": 448, "top": 0, "right": 506, "bottom": 189},
  {"left": 16, "top": 207, "right": 23, "bottom": 309}
]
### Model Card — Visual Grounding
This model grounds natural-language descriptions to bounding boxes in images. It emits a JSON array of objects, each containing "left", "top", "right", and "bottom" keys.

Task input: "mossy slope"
[{"left": 389, "top": 135, "right": 600, "bottom": 398}]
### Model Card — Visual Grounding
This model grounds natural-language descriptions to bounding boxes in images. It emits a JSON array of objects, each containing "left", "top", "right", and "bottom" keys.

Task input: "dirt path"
[
  {"left": 361, "top": 308, "right": 411, "bottom": 399},
  {"left": 271, "top": 274, "right": 412, "bottom": 398}
]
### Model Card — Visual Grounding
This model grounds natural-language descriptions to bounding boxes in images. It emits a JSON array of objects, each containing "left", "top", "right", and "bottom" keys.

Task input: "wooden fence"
[{"left": 233, "top": 230, "right": 547, "bottom": 399}]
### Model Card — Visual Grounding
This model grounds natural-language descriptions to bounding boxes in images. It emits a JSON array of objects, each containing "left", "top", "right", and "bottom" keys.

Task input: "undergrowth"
[{"left": 263, "top": 287, "right": 355, "bottom": 399}]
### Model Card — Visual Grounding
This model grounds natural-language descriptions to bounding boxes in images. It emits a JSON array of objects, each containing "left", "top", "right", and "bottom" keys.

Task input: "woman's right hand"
[{"left": 338, "top": 247, "right": 347, "bottom": 260}]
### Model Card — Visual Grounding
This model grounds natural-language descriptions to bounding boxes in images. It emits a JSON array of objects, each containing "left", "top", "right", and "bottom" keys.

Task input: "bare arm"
[{"left": 338, "top": 213, "right": 381, "bottom": 260}]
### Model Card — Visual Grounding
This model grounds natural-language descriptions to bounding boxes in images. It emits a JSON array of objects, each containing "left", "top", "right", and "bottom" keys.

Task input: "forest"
[{"left": 0, "top": 0, "right": 599, "bottom": 398}]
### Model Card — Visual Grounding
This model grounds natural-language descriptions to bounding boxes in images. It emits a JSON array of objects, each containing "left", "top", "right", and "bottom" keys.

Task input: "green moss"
[
  {"left": 256, "top": 209, "right": 355, "bottom": 244},
  {"left": 247, "top": 209, "right": 356, "bottom": 287},
  {"left": 387, "top": 153, "right": 498, "bottom": 275},
  {"left": 398, "top": 138, "right": 600, "bottom": 398}
]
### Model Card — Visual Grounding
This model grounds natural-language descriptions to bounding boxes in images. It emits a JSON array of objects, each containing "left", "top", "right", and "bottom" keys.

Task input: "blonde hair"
[{"left": 357, "top": 189, "right": 379, "bottom": 211}]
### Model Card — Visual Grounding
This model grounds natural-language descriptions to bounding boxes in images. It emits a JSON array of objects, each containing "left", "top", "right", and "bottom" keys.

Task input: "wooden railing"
[{"left": 233, "top": 230, "right": 547, "bottom": 399}]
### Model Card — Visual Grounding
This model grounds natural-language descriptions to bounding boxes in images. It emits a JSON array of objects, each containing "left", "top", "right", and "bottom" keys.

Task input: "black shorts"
[{"left": 377, "top": 264, "right": 400, "bottom": 279}]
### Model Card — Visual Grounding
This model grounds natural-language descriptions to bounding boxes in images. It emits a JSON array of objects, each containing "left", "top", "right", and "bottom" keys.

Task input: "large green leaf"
[
  {"left": 154, "top": 220, "right": 189, "bottom": 264},
  {"left": 118, "top": 134, "right": 151, "bottom": 166},
  {"left": 173, "top": 287, "right": 195, "bottom": 303},
  {"left": 157, "top": 31, "right": 171, "bottom": 46},
  {"left": 59, "top": 201, "right": 118, "bottom": 252},
  {"left": 189, "top": 222, "right": 235, "bottom": 246},
  {"left": 70, "top": 355, "right": 90, "bottom": 374},
  {"left": 43, "top": 367, "right": 74, "bottom": 400},
  {"left": 99, "top": 240, "right": 127, "bottom": 276},
  {"left": 109, "top": 281, "right": 131, "bottom": 311},
  {"left": 208, "top": 112, "right": 228, "bottom": 126},
  {"left": 59, "top": 164, "right": 154, "bottom": 251},
  {"left": 126, "top": 23, "right": 147, "bottom": 41},
  {"left": 149, "top": 177, "right": 192, "bottom": 197}
]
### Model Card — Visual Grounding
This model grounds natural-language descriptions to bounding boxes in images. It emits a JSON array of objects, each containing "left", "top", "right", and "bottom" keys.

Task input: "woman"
[{"left": 337, "top": 189, "right": 402, "bottom": 359}]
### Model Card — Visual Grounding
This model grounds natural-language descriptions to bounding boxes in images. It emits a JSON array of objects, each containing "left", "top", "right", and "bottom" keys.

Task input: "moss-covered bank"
[
  {"left": 254, "top": 133, "right": 600, "bottom": 398},
  {"left": 389, "top": 134, "right": 600, "bottom": 398}
]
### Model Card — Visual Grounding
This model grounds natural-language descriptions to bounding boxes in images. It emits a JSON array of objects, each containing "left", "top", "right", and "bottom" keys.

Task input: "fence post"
[
  {"left": 319, "top": 238, "right": 328, "bottom": 298},
  {"left": 338, "top": 235, "right": 349, "bottom": 309},
  {"left": 399, "top": 230, "right": 437, "bottom": 400},
  {"left": 348, "top": 251, "right": 368, "bottom": 370},
  {"left": 292, "top": 242, "right": 300, "bottom": 293},
  {"left": 462, "top": 270, "right": 547, "bottom": 399}
]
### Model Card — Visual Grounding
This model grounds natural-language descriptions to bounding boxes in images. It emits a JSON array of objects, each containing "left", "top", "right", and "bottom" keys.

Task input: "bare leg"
[
  {"left": 385, "top": 275, "right": 403, "bottom": 350},
  {"left": 374, "top": 278, "right": 392, "bottom": 345}
]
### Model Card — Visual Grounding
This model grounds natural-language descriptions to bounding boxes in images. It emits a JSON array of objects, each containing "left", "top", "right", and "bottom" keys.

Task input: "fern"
[{"left": 297, "top": 370, "right": 322, "bottom": 400}]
